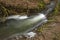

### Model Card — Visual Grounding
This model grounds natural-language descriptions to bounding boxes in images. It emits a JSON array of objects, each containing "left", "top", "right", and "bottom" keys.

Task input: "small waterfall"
[
  {"left": 0, "top": 0, "right": 56, "bottom": 40},
  {"left": 6, "top": 15, "right": 28, "bottom": 20}
]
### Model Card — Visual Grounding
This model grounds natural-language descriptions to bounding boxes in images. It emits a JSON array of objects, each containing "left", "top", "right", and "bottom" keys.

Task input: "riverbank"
[{"left": 6, "top": 0, "right": 60, "bottom": 40}]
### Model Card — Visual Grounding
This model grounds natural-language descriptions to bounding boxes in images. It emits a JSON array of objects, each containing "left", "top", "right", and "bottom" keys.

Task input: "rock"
[
  {"left": 24, "top": 32, "right": 36, "bottom": 38},
  {"left": 43, "top": 0, "right": 51, "bottom": 4}
]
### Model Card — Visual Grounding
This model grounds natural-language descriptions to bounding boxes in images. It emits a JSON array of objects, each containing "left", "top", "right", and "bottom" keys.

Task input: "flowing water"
[
  {"left": 0, "top": 14, "right": 47, "bottom": 39},
  {"left": 0, "top": 1, "right": 56, "bottom": 40}
]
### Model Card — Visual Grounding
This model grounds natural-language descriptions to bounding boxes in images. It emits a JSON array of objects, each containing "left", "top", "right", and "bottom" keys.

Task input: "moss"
[{"left": 38, "top": 1, "right": 45, "bottom": 9}]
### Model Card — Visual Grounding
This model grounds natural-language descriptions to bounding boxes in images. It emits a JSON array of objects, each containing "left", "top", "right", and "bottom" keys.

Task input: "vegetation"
[
  {"left": 0, "top": 0, "right": 60, "bottom": 40},
  {"left": 37, "top": 1, "right": 60, "bottom": 40}
]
